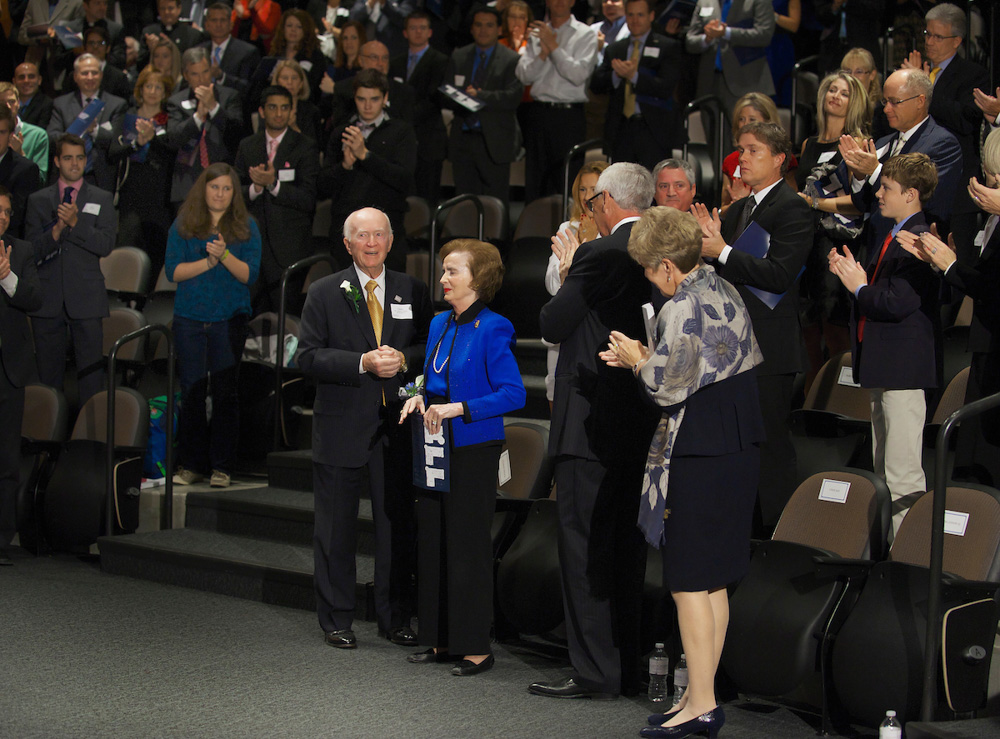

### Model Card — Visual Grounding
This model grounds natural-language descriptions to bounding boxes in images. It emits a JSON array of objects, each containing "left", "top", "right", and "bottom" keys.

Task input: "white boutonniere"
[{"left": 341, "top": 280, "right": 362, "bottom": 313}]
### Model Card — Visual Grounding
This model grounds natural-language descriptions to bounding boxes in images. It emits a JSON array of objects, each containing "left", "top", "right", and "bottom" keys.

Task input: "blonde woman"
[
  {"left": 841, "top": 47, "right": 887, "bottom": 140},
  {"left": 270, "top": 58, "right": 321, "bottom": 143}
]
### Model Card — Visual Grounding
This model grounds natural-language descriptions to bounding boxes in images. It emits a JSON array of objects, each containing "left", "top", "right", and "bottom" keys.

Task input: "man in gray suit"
[
  {"left": 685, "top": 0, "right": 775, "bottom": 116},
  {"left": 47, "top": 54, "right": 127, "bottom": 193},
  {"left": 441, "top": 6, "right": 523, "bottom": 207},
  {"left": 27, "top": 133, "right": 116, "bottom": 404},
  {"left": 166, "top": 47, "right": 243, "bottom": 209}
]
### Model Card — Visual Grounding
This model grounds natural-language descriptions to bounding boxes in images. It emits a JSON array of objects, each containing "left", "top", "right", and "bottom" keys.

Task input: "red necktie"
[
  {"left": 856, "top": 231, "right": 893, "bottom": 342},
  {"left": 198, "top": 125, "right": 210, "bottom": 168}
]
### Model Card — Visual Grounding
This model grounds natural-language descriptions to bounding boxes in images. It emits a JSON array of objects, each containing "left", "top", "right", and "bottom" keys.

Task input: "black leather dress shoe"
[
  {"left": 324, "top": 629, "right": 357, "bottom": 649},
  {"left": 451, "top": 653, "right": 494, "bottom": 676},
  {"left": 0, "top": 549, "right": 12, "bottom": 566},
  {"left": 379, "top": 626, "right": 418, "bottom": 647},
  {"left": 527, "top": 677, "right": 618, "bottom": 700},
  {"left": 406, "top": 648, "right": 461, "bottom": 664}
]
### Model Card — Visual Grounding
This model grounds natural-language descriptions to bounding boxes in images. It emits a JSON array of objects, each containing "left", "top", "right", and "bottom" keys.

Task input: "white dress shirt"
[{"left": 516, "top": 15, "right": 598, "bottom": 104}]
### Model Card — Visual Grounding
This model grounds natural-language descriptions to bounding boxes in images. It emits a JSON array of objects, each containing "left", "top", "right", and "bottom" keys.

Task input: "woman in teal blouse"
[{"left": 165, "top": 162, "right": 261, "bottom": 488}]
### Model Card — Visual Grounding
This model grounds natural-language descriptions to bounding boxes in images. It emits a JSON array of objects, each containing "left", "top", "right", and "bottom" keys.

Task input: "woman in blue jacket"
[{"left": 399, "top": 239, "right": 526, "bottom": 676}]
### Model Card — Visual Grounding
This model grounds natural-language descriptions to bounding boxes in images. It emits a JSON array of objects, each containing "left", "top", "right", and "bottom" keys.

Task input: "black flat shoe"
[
  {"left": 407, "top": 648, "right": 459, "bottom": 664},
  {"left": 527, "top": 676, "right": 618, "bottom": 700},
  {"left": 323, "top": 629, "right": 357, "bottom": 649},
  {"left": 451, "top": 653, "right": 494, "bottom": 676},
  {"left": 639, "top": 707, "right": 725, "bottom": 739},
  {"left": 379, "top": 626, "right": 418, "bottom": 647},
  {"left": 647, "top": 709, "right": 681, "bottom": 725}
]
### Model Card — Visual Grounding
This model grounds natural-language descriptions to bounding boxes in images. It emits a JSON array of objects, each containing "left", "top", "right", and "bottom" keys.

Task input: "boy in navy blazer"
[{"left": 828, "top": 153, "right": 941, "bottom": 534}]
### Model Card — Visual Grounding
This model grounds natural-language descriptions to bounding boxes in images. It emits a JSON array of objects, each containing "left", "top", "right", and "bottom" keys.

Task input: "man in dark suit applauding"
[
  {"left": 27, "top": 134, "right": 117, "bottom": 404},
  {"left": 0, "top": 186, "right": 42, "bottom": 566},
  {"left": 390, "top": 10, "right": 448, "bottom": 206},
  {"left": 47, "top": 54, "right": 127, "bottom": 193},
  {"left": 167, "top": 47, "right": 244, "bottom": 209},
  {"left": 319, "top": 69, "right": 417, "bottom": 273},
  {"left": 693, "top": 121, "right": 813, "bottom": 532},
  {"left": 590, "top": 0, "right": 680, "bottom": 171},
  {"left": 200, "top": 3, "right": 262, "bottom": 104},
  {"left": 138, "top": 0, "right": 207, "bottom": 70},
  {"left": 297, "top": 206, "right": 432, "bottom": 650},
  {"left": 14, "top": 63, "right": 53, "bottom": 129},
  {"left": 235, "top": 86, "right": 319, "bottom": 314},
  {"left": 441, "top": 6, "right": 523, "bottom": 207},
  {"left": 533, "top": 162, "right": 660, "bottom": 699}
]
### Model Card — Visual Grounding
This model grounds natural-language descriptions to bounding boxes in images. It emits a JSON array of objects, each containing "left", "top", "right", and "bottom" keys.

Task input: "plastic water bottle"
[
  {"left": 672, "top": 653, "right": 688, "bottom": 708},
  {"left": 648, "top": 643, "right": 669, "bottom": 703},
  {"left": 878, "top": 710, "right": 902, "bottom": 739}
]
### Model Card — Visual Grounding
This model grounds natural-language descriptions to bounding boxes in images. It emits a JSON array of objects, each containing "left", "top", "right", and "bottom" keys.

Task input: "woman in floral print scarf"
[{"left": 601, "top": 207, "right": 766, "bottom": 739}]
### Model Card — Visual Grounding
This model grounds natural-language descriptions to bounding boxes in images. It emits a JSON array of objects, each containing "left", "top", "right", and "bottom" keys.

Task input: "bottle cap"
[
  {"left": 680, "top": 653, "right": 686, "bottom": 659},
  {"left": 655, "top": 642, "right": 664, "bottom": 649},
  {"left": 886, "top": 710, "right": 896, "bottom": 717}
]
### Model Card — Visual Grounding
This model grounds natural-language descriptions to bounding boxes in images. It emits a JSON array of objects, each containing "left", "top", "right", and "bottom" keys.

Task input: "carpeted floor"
[{"left": 0, "top": 550, "right": 938, "bottom": 738}]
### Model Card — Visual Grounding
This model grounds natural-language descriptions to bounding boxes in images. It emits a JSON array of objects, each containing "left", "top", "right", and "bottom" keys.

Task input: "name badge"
[
  {"left": 643, "top": 46, "right": 660, "bottom": 58},
  {"left": 182, "top": 99, "right": 196, "bottom": 110},
  {"left": 278, "top": 168, "right": 295, "bottom": 182},
  {"left": 700, "top": 6, "right": 714, "bottom": 17},
  {"left": 82, "top": 202, "right": 101, "bottom": 216},
  {"left": 391, "top": 303, "right": 413, "bottom": 319},
  {"left": 393, "top": 76, "right": 404, "bottom": 83},
  {"left": 300, "top": 60, "right": 313, "bottom": 72},
  {"left": 454, "top": 74, "right": 465, "bottom": 87},
  {"left": 100, "top": 121, "right": 112, "bottom": 131}
]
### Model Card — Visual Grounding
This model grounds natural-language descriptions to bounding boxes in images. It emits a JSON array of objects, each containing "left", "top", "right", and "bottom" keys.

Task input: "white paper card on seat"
[
  {"left": 837, "top": 366, "right": 860, "bottom": 387},
  {"left": 818, "top": 479, "right": 850, "bottom": 503},
  {"left": 498, "top": 449, "right": 511, "bottom": 486},
  {"left": 943, "top": 510, "right": 969, "bottom": 536}
]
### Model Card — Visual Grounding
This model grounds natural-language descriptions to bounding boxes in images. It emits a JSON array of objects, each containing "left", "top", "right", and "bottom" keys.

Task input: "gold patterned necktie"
[
  {"left": 366, "top": 279, "right": 382, "bottom": 343},
  {"left": 623, "top": 39, "right": 640, "bottom": 118},
  {"left": 929, "top": 66, "right": 940, "bottom": 84}
]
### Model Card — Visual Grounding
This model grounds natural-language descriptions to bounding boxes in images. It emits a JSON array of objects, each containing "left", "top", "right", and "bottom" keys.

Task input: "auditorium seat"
[
  {"left": 101, "top": 246, "right": 152, "bottom": 308},
  {"left": 512, "top": 194, "right": 562, "bottom": 243},
  {"left": 17, "top": 385, "right": 69, "bottom": 554},
  {"left": 41, "top": 388, "right": 149, "bottom": 551},
  {"left": 492, "top": 422, "right": 554, "bottom": 559},
  {"left": 722, "top": 469, "right": 891, "bottom": 731},
  {"left": 103, "top": 307, "right": 148, "bottom": 389},
  {"left": 831, "top": 485, "right": 1000, "bottom": 726},
  {"left": 441, "top": 195, "right": 508, "bottom": 249}
]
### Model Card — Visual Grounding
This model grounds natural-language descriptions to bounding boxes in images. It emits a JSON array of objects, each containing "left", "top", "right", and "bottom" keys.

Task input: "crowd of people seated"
[{"left": 1, "top": 1, "right": 999, "bottom": 733}]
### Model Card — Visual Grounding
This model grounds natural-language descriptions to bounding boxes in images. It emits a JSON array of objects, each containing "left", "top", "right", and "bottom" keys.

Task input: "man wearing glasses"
[
  {"left": 899, "top": 2, "right": 989, "bottom": 266},
  {"left": 834, "top": 68, "right": 961, "bottom": 237},
  {"left": 61, "top": 27, "right": 134, "bottom": 101},
  {"left": 327, "top": 41, "right": 416, "bottom": 129},
  {"left": 56, "top": 0, "right": 128, "bottom": 72}
]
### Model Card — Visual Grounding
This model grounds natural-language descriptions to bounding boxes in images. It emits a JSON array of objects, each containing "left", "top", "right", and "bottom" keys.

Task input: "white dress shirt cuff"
[
  {"left": 0, "top": 271, "right": 17, "bottom": 298},
  {"left": 723, "top": 27, "right": 731, "bottom": 41},
  {"left": 718, "top": 245, "right": 732, "bottom": 264}
]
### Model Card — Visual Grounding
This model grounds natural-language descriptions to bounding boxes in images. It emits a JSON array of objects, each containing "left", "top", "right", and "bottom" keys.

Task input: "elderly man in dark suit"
[
  {"left": 441, "top": 6, "right": 522, "bottom": 207},
  {"left": 166, "top": 46, "right": 243, "bottom": 208},
  {"left": 590, "top": 0, "right": 680, "bottom": 172},
  {"left": 199, "top": 2, "right": 262, "bottom": 103},
  {"left": 390, "top": 10, "right": 448, "bottom": 206},
  {"left": 234, "top": 85, "right": 319, "bottom": 314},
  {"left": 899, "top": 3, "right": 990, "bottom": 265},
  {"left": 27, "top": 133, "right": 116, "bottom": 404},
  {"left": 693, "top": 121, "right": 813, "bottom": 533},
  {"left": 320, "top": 69, "right": 416, "bottom": 273},
  {"left": 0, "top": 108, "right": 42, "bottom": 239},
  {"left": 532, "top": 162, "right": 659, "bottom": 700},
  {"left": 0, "top": 185, "right": 42, "bottom": 567},
  {"left": 14, "top": 63, "right": 54, "bottom": 129},
  {"left": 47, "top": 53, "right": 127, "bottom": 194},
  {"left": 297, "top": 206, "right": 432, "bottom": 650}
]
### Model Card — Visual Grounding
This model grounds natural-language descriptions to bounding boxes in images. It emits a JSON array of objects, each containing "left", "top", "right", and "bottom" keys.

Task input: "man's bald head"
[{"left": 358, "top": 41, "right": 390, "bottom": 74}]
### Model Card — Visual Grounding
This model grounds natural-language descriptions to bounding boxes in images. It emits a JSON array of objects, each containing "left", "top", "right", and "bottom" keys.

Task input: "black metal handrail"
[
  {"left": 429, "top": 194, "right": 485, "bottom": 291},
  {"left": 683, "top": 95, "right": 726, "bottom": 198},
  {"left": 883, "top": 25, "right": 895, "bottom": 78},
  {"left": 920, "top": 389, "right": 1000, "bottom": 720},
  {"left": 105, "top": 324, "right": 175, "bottom": 536},
  {"left": 274, "top": 253, "right": 339, "bottom": 450},
  {"left": 790, "top": 55, "right": 819, "bottom": 143},
  {"left": 562, "top": 138, "right": 604, "bottom": 221}
]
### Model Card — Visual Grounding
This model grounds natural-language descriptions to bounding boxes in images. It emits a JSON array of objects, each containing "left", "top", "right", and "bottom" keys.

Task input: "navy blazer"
[
  {"left": 297, "top": 266, "right": 432, "bottom": 468},
  {"left": 423, "top": 302, "right": 526, "bottom": 448},
  {"left": 849, "top": 115, "right": 962, "bottom": 234},
  {"left": 849, "top": 212, "right": 940, "bottom": 389},
  {"left": 390, "top": 46, "right": 449, "bottom": 161},
  {"left": 0, "top": 237, "right": 42, "bottom": 387},
  {"left": 25, "top": 181, "right": 116, "bottom": 320}
]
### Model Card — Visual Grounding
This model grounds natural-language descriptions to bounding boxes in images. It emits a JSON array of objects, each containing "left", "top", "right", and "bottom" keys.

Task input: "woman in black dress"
[
  {"left": 108, "top": 68, "right": 175, "bottom": 281},
  {"left": 796, "top": 70, "right": 871, "bottom": 391},
  {"left": 602, "top": 208, "right": 764, "bottom": 739}
]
